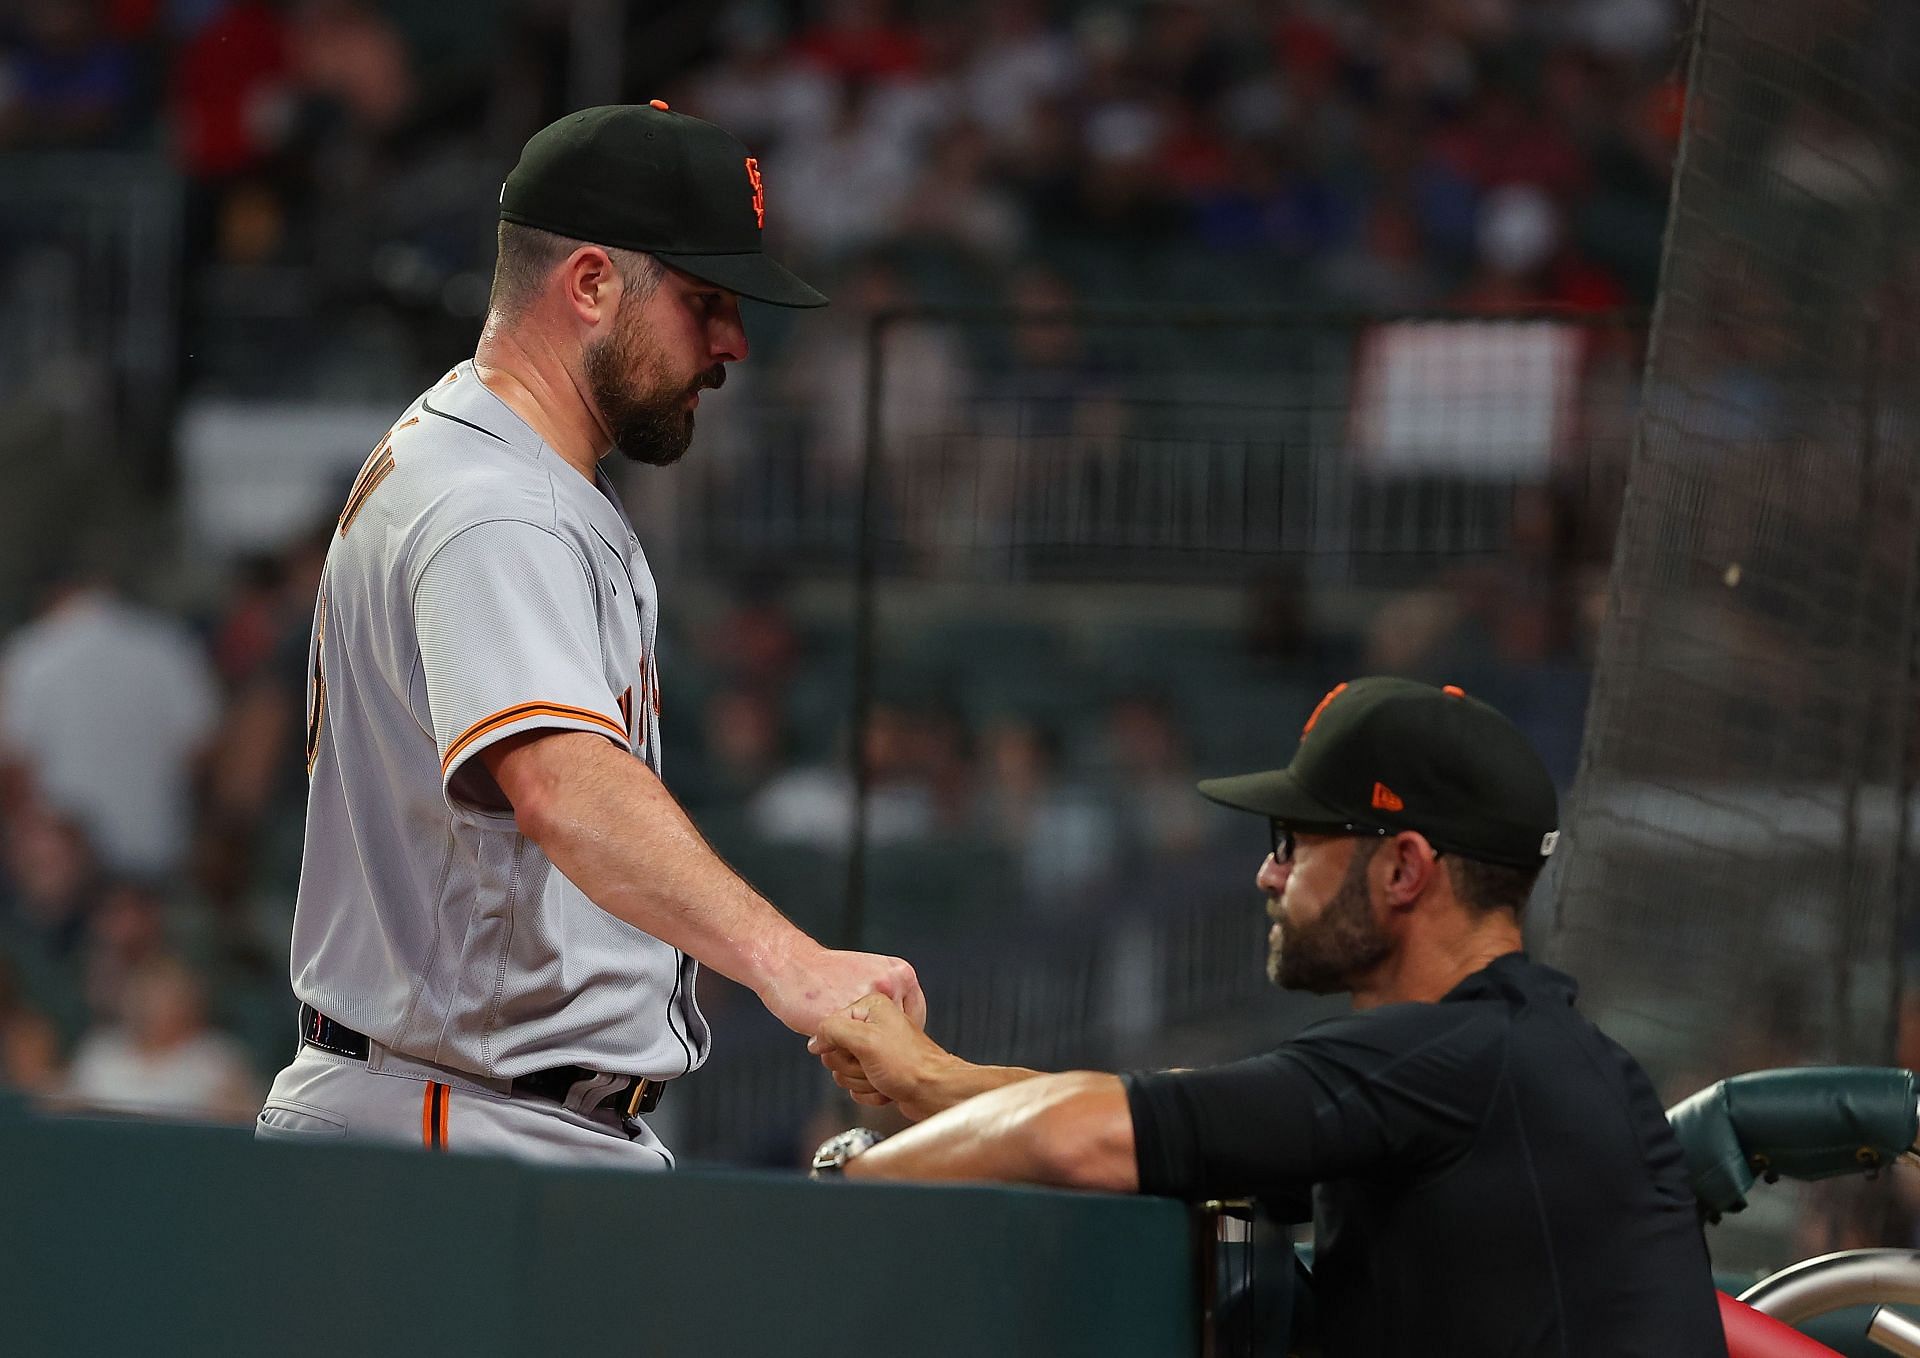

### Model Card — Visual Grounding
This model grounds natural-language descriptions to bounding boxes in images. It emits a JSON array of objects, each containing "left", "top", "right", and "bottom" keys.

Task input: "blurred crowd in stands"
[
  {"left": 0, "top": 0, "right": 1679, "bottom": 394},
  {"left": 0, "top": 0, "right": 1679, "bottom": 1132},
  {"left": 0, "top": 542, "right": 1603, "bottom": 1130}
]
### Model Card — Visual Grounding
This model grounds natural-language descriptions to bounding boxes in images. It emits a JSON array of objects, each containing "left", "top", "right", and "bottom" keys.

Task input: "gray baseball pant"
[{"left": 256, "top": 1042, "right": 673, "bottom": 1170}]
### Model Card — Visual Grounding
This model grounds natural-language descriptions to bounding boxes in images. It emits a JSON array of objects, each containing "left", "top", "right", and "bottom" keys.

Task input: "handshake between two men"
[{"left": 800, "top": 993, "right": 1139, "bottom": 1189}]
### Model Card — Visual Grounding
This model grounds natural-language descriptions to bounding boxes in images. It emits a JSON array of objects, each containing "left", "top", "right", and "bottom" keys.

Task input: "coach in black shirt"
[{"left": 809, "top": 677, "right": 1728, "bottom": 1357}]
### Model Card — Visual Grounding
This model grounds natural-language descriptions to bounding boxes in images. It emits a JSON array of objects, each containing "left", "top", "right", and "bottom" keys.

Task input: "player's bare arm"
[
  {"left": 484, "top": 729, "right": 925, "bottom": 1035},
  {"left": 841, "top": 1071, "right": 1138, "bottom": 1190},
  {"left": 809, "top": 991, "right": 1038, "bottom": 1120}
]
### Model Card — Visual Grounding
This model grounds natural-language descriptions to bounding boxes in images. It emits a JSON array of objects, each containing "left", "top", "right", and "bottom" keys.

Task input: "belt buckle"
[{"left": 621, "top": 1078, "right": 661, "bottom": 1134}]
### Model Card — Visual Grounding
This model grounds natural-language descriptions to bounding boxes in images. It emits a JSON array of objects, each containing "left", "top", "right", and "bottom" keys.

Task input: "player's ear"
[{"left": 560, "top": 246, "right": 619, "bottom": 328}]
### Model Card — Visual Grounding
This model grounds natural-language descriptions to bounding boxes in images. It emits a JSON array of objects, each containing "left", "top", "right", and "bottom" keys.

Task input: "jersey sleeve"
[
  {"left": 1123, "top": 1003, "right": 1506, "bottom": 1201},
  {"left": 412, "top": 519, "right": 626, "bottom": 814}
]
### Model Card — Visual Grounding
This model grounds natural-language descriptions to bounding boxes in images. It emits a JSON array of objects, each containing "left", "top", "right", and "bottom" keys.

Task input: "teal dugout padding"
[{"left": 0, "top": 1111, "right": 1196, "bottom": 1357}]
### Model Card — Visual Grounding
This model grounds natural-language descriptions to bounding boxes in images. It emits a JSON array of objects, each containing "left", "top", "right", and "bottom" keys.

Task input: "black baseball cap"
[
  {"left": 500, "top": 102, "right": 827, "bottom": 309},
  {"left": 1196, "top": 677, "right": 1559, "bottom": 866}
]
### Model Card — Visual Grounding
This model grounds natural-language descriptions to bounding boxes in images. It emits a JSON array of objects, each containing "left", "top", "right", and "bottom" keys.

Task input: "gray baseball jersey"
[{"left": 289, "top": 361, "right": 710, "bottom": 1082}]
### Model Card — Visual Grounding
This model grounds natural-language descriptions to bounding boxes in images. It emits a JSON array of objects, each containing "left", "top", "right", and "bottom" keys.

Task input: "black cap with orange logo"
[
  {"left": 1196, "top": 676, "right": 1560, "bottom": 866},
  {"left": 500, "top": 102, "right": 828, "bottom": 308}
]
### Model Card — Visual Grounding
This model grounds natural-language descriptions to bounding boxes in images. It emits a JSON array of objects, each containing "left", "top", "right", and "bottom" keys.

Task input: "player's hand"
[
  {"left": 756, "top": 946, "right": 926, "bottom": 1043},
  {"left": 807, "top": 992, "right": 960, "bottom": 1123}
]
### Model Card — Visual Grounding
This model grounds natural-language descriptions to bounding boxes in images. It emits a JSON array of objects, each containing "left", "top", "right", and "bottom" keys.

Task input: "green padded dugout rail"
[{"left": 0, "top": 1112, "right": 1196, "bottom": 1357}]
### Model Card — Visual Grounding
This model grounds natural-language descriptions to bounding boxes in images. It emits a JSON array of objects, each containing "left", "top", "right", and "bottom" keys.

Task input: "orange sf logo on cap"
[
  {"left": 745, "top": 157, "right": 765, "bottom": 229},
  {"left": 1301, "top": 682, "right": 1347, "bottom": 738}
]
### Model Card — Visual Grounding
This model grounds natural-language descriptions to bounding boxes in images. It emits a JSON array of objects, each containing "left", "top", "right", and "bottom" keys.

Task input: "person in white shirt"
[{"left": 0, "top": 580, "right": 218, "bottom": 879}]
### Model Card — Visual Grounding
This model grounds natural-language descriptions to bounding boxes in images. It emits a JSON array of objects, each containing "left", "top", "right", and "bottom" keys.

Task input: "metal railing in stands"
[{"left": 654, "top": 310, "right": 1645, "bottom": 586}]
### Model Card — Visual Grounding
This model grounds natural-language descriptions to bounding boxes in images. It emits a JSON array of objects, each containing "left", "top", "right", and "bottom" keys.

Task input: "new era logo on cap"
[{"left": 1371, "top": 782, "right": 1404, "bottom": 812}]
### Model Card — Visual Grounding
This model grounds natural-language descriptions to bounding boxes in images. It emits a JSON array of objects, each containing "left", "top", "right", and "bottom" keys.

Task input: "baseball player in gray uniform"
[{"left": 256, "top": 103, "right": 924, "bottom": 1168}]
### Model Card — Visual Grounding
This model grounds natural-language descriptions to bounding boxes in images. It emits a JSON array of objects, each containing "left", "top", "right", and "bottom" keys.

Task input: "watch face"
[{"left": 810, "top": 1127, "right": 882, "bottom": 1177}]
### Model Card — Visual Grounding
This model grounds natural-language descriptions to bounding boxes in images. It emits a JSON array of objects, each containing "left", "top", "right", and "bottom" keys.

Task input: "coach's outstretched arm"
[
  {"left": 810, "top": 993, "right": 1136, "bottom": 1189},
  {"left": 483, "top": 729, "right": 924, "bottom": 1036},
  {"left": 850, "top": 1070, "right": 1137, "bottom": 1189}
]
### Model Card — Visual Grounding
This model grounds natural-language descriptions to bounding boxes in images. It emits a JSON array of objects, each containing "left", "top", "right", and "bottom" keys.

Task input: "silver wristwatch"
[{"left": 809, "top": 1126, "right": 883, "bottom": 1179}]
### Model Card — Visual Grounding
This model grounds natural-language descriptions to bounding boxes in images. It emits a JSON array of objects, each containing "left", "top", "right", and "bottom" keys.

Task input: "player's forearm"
[
  {"left": 515, "top": 738, "right": 814, "bottom": 989},
  {"left": 846, "top": 1072, "right": 1139, "bottom": 1190}
]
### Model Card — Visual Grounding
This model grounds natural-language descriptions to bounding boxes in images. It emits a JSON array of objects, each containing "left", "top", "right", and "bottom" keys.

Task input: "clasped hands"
[{"left": 806, "top": 992, "right": 959, "bottom": 1125}]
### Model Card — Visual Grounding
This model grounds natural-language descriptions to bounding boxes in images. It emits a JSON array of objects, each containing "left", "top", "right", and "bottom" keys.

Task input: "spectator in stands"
[
  {"left": 772, "top": 78, "right": 916, "bottom": 261},
  {"left": 693, "top": 687, "right": 789, "bottom": 811},
  {"left": 895, "top": 120, "right": 1026, "bottom": 260},
  {"left": 791, "top": 0, "right": 925, "bottom": 84},
  {"left": 694, "top": 572, "right": 802, "bottom": 696},
  {"left": 77, "top": 877, "right": 171, "bottom": 1026},
  {"left": 0, "top": 949, "right": 61, "bottom": 1095},
  {"left": 1318, "top": 196, "right": 1444, "bottom": 311},
  {"left": 777, "top": 253, "right": 970, "bottom": 486},
  {"left": 65, "top": 953, "right": 258, "bottom": 1122},
  {"left": 978, "top": 265, "right": 1119, "bottom": 438},
  {"left": 1190, "top": 133, "right": 1352, "bottom": 259},
  {"left": 750, "top": 699, "right": 934, "bottom": 850},
  {"left": 284, "top": 0, "right": 413, "bottom": 139},
  {"left": 0, "top": 798, "right": 101, "bottom": 964},
  {"left": 200, "top": 522, "right": 331, "bottom": 902},
  {"left": 1103, "top": 694, "right": 1211, "bottom": 862},
  {"left": 908, "top": 699, "right": 975, "bottom": 835},
  {"left": 975, "top": 717, "right": 1116, "bottom": 913},
  {"left": 0, "top": 572, "right": 219, "bottom": 879},
  {"left": 165, "top": 0, "right": 292, "bottom": 182},
  {"left": 1451, "top": 183, "right": 1626, "bottom": 314},
  {"left": 681, "top": 1, "right": 835, "bottom": 155},
  {"left": 963, "top": 0, "right": 1080, "bottom": 153},
  {"left": 0, "top": 0, "right": 136, "bottom": 149},
  {"left": 965, "top": 265, "right": 1128, "bottom": 553}
]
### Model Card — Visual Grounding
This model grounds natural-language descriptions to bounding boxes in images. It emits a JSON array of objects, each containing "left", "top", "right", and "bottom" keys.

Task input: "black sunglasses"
[{"left": 1267, "top": 818, "right": 1431, "bottom": 864}]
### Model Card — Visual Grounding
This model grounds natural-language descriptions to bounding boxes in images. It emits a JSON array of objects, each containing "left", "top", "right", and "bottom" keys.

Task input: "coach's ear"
[{"left": 1379, "top": 831, "right": 1443, "bottom": 912}]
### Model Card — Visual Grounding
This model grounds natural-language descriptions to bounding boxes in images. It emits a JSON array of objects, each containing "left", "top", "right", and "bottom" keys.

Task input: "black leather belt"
[{"left": 298, "top": 1003, "right": 663, "bottom": 1116}]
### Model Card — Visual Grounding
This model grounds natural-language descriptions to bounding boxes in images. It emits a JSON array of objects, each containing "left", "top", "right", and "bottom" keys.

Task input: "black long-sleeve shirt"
[{"left": 1124, "top": 953, "right": 1728, "bottom": 1357}]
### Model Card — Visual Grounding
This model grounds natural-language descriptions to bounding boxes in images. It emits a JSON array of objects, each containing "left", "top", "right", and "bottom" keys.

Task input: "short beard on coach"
[
  {"left": 1269, "top": 846, "right": 1391, "bottom": 993},
  {"left": 585, "top": 302, "right": 727, "bottom": 468}
]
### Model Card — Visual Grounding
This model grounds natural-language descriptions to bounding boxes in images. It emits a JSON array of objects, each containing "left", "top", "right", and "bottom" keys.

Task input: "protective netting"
[{"left": 1547, "top": 0, "right": 1920, "bottom": 1128}]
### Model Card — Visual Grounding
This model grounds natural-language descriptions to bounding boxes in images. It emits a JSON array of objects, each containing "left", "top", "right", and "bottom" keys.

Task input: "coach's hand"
[
  {"left": 809, "top": 993, "right": 962, "bottom": 1123},
  {"left": 758, "top": 947, "right": 925, "bottom": 1045}
]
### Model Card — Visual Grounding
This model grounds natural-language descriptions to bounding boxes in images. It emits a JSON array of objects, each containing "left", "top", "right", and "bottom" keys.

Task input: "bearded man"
[
  {"left": 805, "top": 677, "right": 1727, "bottom": 1358},
  {"left": 257, "top": 104, "right": 924, "bottom": 1167}
]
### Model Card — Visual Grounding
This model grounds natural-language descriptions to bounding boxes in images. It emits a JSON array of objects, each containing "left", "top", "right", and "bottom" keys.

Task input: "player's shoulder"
[{"left": 378, "top": 366, "right": 566, "bottom": 535}]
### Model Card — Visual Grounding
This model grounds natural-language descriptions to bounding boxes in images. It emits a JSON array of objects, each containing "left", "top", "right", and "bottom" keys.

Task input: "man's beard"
[
  {"left": 584, "top": 313, "right": 723, "bottom": 467},
  {"left": 1267, "top": 845, "right": 1391, "bottom": 993}
]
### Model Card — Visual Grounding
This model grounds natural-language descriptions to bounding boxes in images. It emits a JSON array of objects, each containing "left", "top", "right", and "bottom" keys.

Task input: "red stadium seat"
[{"left": 1718, "top": 1292, "right": 1844, "bottom": 1357}]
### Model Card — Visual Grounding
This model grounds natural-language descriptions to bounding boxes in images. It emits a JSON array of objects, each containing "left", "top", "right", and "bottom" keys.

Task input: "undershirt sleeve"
[{"left": 1123, "top": 1003, "right": 1506, "bottom": 1201}]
